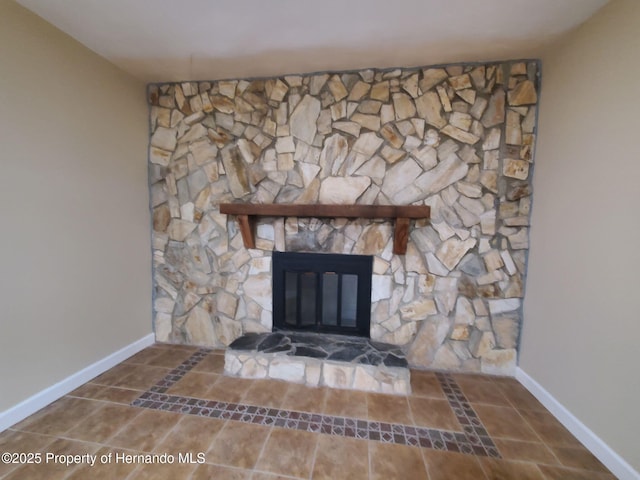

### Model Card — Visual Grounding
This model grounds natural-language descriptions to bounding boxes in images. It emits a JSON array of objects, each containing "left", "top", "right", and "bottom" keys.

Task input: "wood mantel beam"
[{"left": 219, "top": 203, "right": 430, "bottom": 255}]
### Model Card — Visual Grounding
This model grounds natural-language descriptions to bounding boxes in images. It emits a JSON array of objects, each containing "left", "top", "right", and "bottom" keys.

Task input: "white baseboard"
[
  {"left": 0, "top": 333, "right": 155, "bottom": 432},
  {"left": 516, "top": 367, "right": 639, "bottom": 480}
]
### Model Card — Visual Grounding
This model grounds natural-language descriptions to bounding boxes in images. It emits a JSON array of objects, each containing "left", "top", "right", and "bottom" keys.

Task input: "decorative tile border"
[
  {"left": 436, "top": 372, "right": 500, "bottom": 457},
  {"left": 132, "top": 349, "right": 501, "bottom": 458},
  {"left": 147, "top": 348, "right": 211, "bottom": 393}
]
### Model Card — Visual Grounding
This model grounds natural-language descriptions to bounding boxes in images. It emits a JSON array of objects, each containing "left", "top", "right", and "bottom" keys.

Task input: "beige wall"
[
  {"left": 521, "top": 0, "right": 640, "bottom": 471},
  {"left": 0, "top": 0, "right": 151, "bottom": 411}
]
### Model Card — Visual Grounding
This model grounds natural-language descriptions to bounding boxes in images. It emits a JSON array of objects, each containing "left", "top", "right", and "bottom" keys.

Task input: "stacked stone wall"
[{"left": 148, "top": 60, "right": 539, "bottom": 375}]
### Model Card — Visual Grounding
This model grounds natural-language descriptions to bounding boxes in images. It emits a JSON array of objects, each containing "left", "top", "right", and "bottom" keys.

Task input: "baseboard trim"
[
  {"left": 516, "top": 367, "right": 639, "bottom": 480},
  {"left": 0, "top": 333, "right": 155, "bottom": 432}
]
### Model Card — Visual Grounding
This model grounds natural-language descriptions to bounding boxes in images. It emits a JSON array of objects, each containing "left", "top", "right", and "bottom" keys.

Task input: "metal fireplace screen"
[{"left": 272, "top": 251, "right": 373, "bottom": 337}]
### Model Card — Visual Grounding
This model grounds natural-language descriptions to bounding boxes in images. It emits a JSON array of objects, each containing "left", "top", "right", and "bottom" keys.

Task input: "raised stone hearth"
[{"left": 225, "top": 332, "right": 411, "bottom": 395}]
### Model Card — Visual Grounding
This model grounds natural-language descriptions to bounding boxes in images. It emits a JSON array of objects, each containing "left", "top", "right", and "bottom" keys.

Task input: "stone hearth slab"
[{"left": 224, "top": 332, "right": 411, "bottom": 395}]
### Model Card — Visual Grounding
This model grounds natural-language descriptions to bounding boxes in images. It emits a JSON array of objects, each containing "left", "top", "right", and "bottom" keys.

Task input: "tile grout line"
[
  {"left": 131, "top": 350, "right": 500, "bottom": 458},
  {"left": 307, "top": 425, "right": 321, "bottom": 480}
]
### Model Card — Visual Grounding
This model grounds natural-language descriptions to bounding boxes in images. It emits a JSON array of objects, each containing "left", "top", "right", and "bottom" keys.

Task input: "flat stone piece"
[
  {"left": 508, "top": 80, "right": 537, "bottom": 106},
  {"left": 258, "top": 332, "right": 288, "bottom": 351},
  {"left": 228, "top": 331, "right": 408, "bottom": 368},
  {"left": 294, "top": 346, "right": 327, "bottom": 358},
  {"left": 290, "top": 95, "right": 321, "bottom": 144},
  {"left": 229, "top": 332, "right": 264, "bottom": 350}
]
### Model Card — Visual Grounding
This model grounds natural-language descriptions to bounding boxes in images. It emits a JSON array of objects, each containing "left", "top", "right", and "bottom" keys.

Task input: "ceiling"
[{"left": 16, "top": 0, "right": 609, "bottom": 82}]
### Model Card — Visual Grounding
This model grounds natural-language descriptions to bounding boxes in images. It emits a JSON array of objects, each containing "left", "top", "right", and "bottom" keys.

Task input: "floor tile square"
[
  {"left": 312, "top": 434, "right": 369, "bottom": 480},
  {"left": 255, "top": 428, "right": 318, "bottom": 478},
  {"left": 369, "top": 441, "right": 427, "bottom": 479},
  {"left": 423, "top": 449, "right": 486, "bottom": 480},
  {"left": 207, "top": 421, "right": 271, "bottom": 469}
]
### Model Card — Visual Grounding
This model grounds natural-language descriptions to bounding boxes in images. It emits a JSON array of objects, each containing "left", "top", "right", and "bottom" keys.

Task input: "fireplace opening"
[{"left": 272, "top": 251, "right": 373, "bottom": 337}]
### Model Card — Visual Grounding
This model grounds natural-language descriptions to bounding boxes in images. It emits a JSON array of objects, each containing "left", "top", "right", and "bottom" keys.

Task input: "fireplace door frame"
[{"left": 272, "top": 251, "right": 373, "bottom": 337}]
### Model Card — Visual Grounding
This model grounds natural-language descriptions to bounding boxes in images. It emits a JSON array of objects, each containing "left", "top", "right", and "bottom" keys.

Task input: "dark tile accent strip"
[
  {"left": 436, "top": 372, "right": 501, "bottom": 458},
  {"left": 132, "top": 349, "right": 500, "bottom": 458},
  {"left": 148, "top": 348, "right": 211, "bottom": 394}
]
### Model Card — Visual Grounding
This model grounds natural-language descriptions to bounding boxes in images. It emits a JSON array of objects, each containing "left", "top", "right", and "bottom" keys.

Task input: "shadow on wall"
[{"left": 115, "top": 37, "right": 552, "bottom": 82}]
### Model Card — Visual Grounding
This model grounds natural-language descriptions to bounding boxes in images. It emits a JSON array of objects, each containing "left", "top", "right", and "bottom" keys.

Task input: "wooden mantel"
[{"left": 219, "top": 203, "right": 430, "bottom": 255}]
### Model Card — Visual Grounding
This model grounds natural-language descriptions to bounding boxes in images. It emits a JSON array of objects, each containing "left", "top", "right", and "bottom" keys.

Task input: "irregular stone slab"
[
  {"left": 412, "top": 154, "right": 469, "bottom": 199},
  {"left": 190, "top": 139, "right": 218, "bottom": 165},
  {"left": 151, "top": 127, "right": 177, "bottom": 151},
  {"left": 370, "top": 81, "right": 389, "bottom": 102},
  {"left": 333, "top": 121, "right": 361, "bottom": 137},
  {"left": 275, "top": 136, "right": 296, "bottom": 153},
  {"left": 351, "top": 132, "right": 384, "bottom": 157},
  {"left": 470, "top": 97, "right": 488, "bottom": 120},
  {"left": 457, "top": 89, "right": 476, "bottom": 105},
  {"left": 469, "top": 329, "right": 496, "bottom": 357},
  {"left": 221, "top": 146, "right": 250, "bottom": 198},
  {"left": 150, "top": 147, "right": 171, "bottom": 166},
  {"left": 436, "top": 237, "right": 476, "bottom": 270},
  {"left": 348, "top": 81, "right": 371, "bottom": 101},
  {"left": 319, "top": 133, "right": 349, "bottom": 176},
  {"left": 449, "top": 112, "right": 472, "bottom": 131},
  {"left": 185, "top": 306, "right": 215, "bottom": 345},
  {"left": 322, "top": 363, "right": 354, "bottom": 389},
  {"left": 488, "top": 298, "right": 520, "bottom": 315},
  {"left": 420, "top": 68, "right": 448, "bottom": 92},
  {"left": 310, "top": 74, "right": 329, "bottom": 95},
  {"left": 351, "top": 113, "right": 381, "bottom": 131},
  {"left": 503, "top": 158, "right": 530, "bottom": 180},
  {"left": 506, "top": 110, "right": 522, "bottom": 145},
  {"left": 481, "top": 348, "right": 516, "bottom": 375},
  {"left": 153, "top": 204, "right": 171, "bottom": 233},
  {"left": 481, "top": 89, "right": 505, "bottom": 127},
  {"left": 441, "top": 125, "right": 480, "bottom": 145},
  {"left": 491, "top": 315, "right": 519, "bottom": 349},
  {"left": 459, "top": 253, "right": 485, "bottom": 276},
  {"left": 167, "top": 219, "right": 197, "bottom": 241},
  {"left": 436, "top": 85, "right": 452, "bottom": 113},
  {"left": 508, "top": 80, "right": 537, "bottom": 106},
  {"left": 355, "top": 156, "right": 386, "bottom": 183},
  {"left": 455, "top": 297, "right": 475, "bottom": 324},
  {"left": 243, "top": 274, "right": 272, "bottom": 311},
  {"left": 213, "top": 315, "right": 242, "bottom": 346},
  {"left": 411, "top": 145, "right": 438, "bottom": 170},
  {"left": 500, "top": 250, "right": 518, "bottom": 275},
  {"left": 400, "top": 299, "right": 438, "bottom": 320},
  {"left": 449, "top": 74, "right": 472, "bottom": 90},
  {"left": 380, "top": 124, "right": 404, "bottom": 149},
  {"left": 270, "top": 357, "right": 307, "bottom": 382},
  {"left": 357, "top": 100, "right": 382, "bottom": 115},
  {"left": 380, "top": 146, "right": 405, "bottom": 164},
  {"left": 407, "top": 315, "right": 450, "bottom": 367},
  {"left": 327, "top": 75, "right": 348, "bottom": 101},
  {"left": 415, "top": 91, "right": 447, "bottom": 129},
  {"left": 371, "top": 274, "right": 393, "bottom": 302},
  {"left": 268, "top": 79, "right": 288, "bottom": 102},
  {"left": 216, "top": 290, "right": 238, "bottom": 318},
  {"left": 508, "top": 228, "right": 529, "bottom": 250},
  {"left": 392, "top": 93, "right": 416, "bottom": 120},
  {"left": 290, "top": 95, "right": 321, "bottom": 144},
  {"left": 381, "top": 158, "right": 422, "bottom": 199},
  {"left": 319, "top": 176, "right": 371, "bottom": 204},
  {"left": 483, "top": 128, "right": 501, "bottom": 150}
]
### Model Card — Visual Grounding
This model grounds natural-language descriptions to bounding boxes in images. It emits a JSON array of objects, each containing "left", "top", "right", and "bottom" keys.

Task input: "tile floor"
[{"left": 0, "top": 344, "right": 615, "bottom": 479}]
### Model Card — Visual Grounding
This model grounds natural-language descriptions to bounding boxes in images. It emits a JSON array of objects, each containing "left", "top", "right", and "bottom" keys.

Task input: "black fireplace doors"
[{"left": 272, "top": 251, "right": 373, "bottom": 337}]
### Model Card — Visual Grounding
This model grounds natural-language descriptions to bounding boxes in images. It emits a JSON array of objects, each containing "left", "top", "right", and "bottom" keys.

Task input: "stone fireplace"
[{"left": 148, "top": 60, "right": 538, "bottom": 376}]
